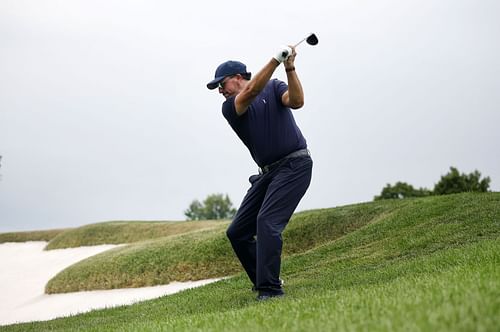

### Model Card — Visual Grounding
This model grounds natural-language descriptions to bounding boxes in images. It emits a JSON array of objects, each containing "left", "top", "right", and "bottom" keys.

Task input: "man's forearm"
[
  {"left": 246, "top": 59, "right": 280, "bottom": 96},
  {"left": 285, "top": 69, "right": 304, "bottom": 108},
  {"left": 235, "top": 59, "right": 279, "bottom": 115}
]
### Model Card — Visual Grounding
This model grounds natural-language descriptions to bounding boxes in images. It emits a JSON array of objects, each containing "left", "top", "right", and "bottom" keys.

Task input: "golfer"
[{"left": 207, "top": 46, "right": 313, "bottom": 300}]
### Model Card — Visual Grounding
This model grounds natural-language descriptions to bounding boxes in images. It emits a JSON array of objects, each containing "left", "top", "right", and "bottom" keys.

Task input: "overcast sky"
[{"left": 1, "top": 0, "right": 499, "bottom": 232}]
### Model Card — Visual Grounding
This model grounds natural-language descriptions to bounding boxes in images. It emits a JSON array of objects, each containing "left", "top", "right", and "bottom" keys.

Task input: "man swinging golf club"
[{"left": 207, "top": 40, "right": 314, "bottom": 301}]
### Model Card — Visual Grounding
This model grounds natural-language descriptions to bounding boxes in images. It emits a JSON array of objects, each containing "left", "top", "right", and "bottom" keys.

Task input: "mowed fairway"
[{"left": 1, "top": 192, "right": 498, "bottom": 331}]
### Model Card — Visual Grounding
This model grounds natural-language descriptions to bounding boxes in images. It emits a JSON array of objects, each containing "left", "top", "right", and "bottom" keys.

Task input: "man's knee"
[
  {"left": 227, "top": 220, "right": 256, "bottom": 243},
  {"left": 256, "top": 214, "right": 286, "bottom": 238},
  {"left": 226, "top": 222, "right": 245, "bottom": 243},
  {"left": 226, "top": 226, "right": 237, "bottom": 242}
]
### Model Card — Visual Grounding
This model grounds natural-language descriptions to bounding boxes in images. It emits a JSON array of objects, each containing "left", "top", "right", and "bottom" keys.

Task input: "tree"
[
  {"left": 433, "top": 166, "right": 490, "bottom": 195},
  {"left": 374, "top": 181, "right": 432, "bottom": 200},
  {"left": 374, "top": 166, "right": 491, "bottom": 201},
  {"left": 184, "top": 193, "right": 237, "bottom": 220},
  {"left": 184, "top": 200, "right": 204, "bottom": 221}
]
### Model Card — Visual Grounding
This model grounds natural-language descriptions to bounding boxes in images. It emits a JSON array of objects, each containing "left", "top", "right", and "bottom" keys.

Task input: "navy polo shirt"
[{"left": 222, "top": 79, "right": 307, "bottom": 167}]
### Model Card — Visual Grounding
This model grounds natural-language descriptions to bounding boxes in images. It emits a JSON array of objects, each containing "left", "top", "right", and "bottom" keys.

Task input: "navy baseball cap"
[{"left": 207, "top": 60, "right": 250, "bottom": 90}]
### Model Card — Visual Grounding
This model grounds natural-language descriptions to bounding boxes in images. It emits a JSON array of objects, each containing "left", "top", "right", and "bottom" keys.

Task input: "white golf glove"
[{"left": 273, "top": 45, "right": 292, "bottom": 63}]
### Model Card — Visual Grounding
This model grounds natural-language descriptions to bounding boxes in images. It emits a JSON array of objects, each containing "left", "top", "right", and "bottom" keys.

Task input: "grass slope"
[
  {"left": 45, "top": 220, "right": 221, "bottom": 250},
  {"left": 46, "top": 199, "right": 401, "bottom": 293},
  {"left": 0, "top": 229, "right": 67, "bottom": 243},
  {"left": 2, "top": 192, "right": 499, "bottom": 331}
]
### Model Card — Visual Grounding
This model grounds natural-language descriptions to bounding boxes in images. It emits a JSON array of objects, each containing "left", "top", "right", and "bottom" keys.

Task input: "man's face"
[{"left": 218, "top": 75, "right": 239, "bottom": 99}]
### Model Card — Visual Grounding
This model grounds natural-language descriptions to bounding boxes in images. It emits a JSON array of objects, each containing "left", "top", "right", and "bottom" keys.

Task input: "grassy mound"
[
  {"left": 4, "top": 192, "right": 499, "bottom": 331},
  {"left": 45, "top": 223, "right": 235, "bottom": 293},
  {"left": 45, "top": 200, "right": 401, "bottom": 293},
  {"left": 0, "top": 229, "right": 67, "bottom": 243},
  {"left": 45, "top": 220, "right": 221, "bottom": 250}
]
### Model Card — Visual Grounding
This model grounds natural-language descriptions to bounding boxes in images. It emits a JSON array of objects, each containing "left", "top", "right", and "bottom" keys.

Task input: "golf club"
[
  {"left": 282, "top": 33, "right": 318, "bottom": 58},
  {"left": 294, "top": 33, "right": 319, "bottom": 48}
]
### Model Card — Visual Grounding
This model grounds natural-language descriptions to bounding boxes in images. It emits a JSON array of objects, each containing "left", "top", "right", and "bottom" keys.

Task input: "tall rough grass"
[
  {"left": 0, "top": 229, "right": 67, "bottom": 243},
  {"left": 45, "top": 220, "right": 222, "bottom": 250}
]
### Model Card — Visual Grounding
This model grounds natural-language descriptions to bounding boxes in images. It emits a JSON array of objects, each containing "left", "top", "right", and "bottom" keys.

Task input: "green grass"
[
  {"left": 45, "top": 200, "right": 398, "bottom": 293},
  {"left": 1, "top": 192, "right": 499, "bottom": 331},
  {"left": 45, "top": 223, "right": 237, "bottom": 293},
  {"left": 0, "top": 229, "right": 67, "bottom": 243},
  {"left": 44, "top": 220, "right": 222, "bottom": 250}
]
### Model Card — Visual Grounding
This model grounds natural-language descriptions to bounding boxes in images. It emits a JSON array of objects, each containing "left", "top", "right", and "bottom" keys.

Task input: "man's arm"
[
  {"left": 234, "top": 46, "right": 292, "bottom": 116},
  {"left": 234, "top": 60, "right": 279, "bottom": 116},
  {"left": 281, "top": 47, "right": 305, "bottom": 109}
]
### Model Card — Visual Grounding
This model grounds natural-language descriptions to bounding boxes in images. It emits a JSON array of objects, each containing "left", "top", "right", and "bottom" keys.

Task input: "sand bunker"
[{"left": 0, "top": 241, "right": 221, "bottom": 326}]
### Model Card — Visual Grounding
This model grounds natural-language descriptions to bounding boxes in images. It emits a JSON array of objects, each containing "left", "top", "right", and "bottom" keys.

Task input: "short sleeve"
[
  {"left": 274, "top": 79, "right": 289, "bottom": 104},
  {"left": 222, "top": 96, "right": 239, "bottom": 124}
]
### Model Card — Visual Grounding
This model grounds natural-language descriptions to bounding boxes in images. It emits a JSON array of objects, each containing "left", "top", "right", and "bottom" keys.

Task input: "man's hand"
[
  {"left": 273, "top": 45, "right": 293, "bottom": 63},
  {"left": 284, "top": 46, "right": 296, "bottom": 71}
]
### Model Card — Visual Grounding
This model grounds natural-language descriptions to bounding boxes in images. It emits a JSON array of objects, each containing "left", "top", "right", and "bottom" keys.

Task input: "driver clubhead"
[{"left": 306, "top": 33, "right": 319, "bottom": 46}]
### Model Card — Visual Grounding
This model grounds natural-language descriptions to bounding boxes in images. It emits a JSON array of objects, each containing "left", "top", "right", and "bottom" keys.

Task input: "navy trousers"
[{"left": 226, "top": 155, "right": 313, "bottom": 293}]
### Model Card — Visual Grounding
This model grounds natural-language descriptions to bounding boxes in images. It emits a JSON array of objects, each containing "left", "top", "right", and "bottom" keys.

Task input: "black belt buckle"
[{"left": 258, "top": 149, "right": 309, "bottom": 175}]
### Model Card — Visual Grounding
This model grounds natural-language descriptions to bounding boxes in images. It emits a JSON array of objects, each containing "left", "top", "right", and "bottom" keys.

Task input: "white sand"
[{"left": 0, "top": 241, "right": 221, "bottom": 326}]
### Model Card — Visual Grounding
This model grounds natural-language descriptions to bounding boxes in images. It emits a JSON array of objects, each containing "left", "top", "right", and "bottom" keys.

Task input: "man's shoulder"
[
  {"left": 222, "top": 96, "right": 236, "bottom": 108},
  {"left": 222, "top": 96, "right": 239, "bottom": 122},
  {"left": 267, "top": 79, "right": 287, "bottom": 95},
  {"left": 267, "top": 78, "right": 284, "bottom": 88}
]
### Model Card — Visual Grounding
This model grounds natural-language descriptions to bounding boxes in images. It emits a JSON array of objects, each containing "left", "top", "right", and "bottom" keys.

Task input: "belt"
[{"left": 259, "top": 148, "right": 310, "bottom": 174}]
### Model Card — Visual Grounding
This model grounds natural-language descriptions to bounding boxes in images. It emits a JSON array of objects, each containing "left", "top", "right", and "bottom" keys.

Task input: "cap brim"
[{"left": 207, "top": 76, "right": 225, "bottom": 90}]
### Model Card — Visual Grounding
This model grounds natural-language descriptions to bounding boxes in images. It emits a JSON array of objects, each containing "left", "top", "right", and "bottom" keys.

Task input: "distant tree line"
[
  {"left": 185, "top": 193, "right": 237, "bottom": 220},
  {"left": 374, "top": 166, "right": 491, "bottom": 200}
]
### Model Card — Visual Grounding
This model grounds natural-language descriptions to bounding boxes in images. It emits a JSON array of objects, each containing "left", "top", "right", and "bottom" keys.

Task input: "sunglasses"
[{"left": 218, "top": 75, "right": 236, "bottom": 89}]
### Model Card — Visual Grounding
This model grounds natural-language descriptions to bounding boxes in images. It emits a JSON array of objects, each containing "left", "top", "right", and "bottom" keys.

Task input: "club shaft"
[{"left": 294, "top": 37, "right": 307, "bottom": 48}]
